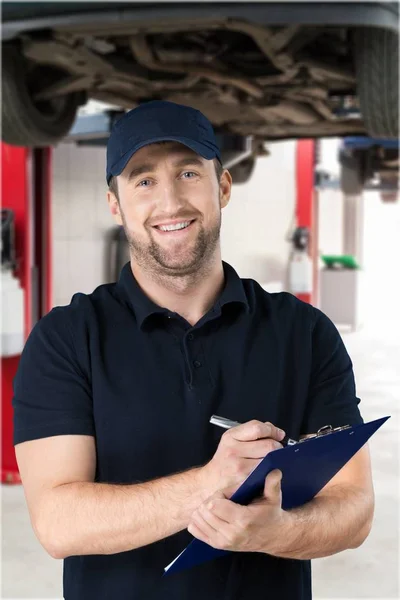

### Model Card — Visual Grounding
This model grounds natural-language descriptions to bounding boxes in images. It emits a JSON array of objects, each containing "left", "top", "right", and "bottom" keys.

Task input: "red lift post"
[
  {"left": 294, "top": 139, "right": 319, "bottom": 306},
  {"left": 1, "top": 143, "right": 52, "bottom": 483}
]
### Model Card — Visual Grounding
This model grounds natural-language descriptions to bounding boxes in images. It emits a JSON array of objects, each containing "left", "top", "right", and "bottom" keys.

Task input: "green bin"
[{"left": 321, "top": 255, "right": 360, "bottom": 269}]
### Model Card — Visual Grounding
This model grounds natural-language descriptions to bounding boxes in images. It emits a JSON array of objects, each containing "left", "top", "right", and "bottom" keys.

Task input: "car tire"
[
  {"left": 2, "top": 46, "right": 83, "bottom": 147},
  {"left": 229, "top": 156, "right": 256, "bottom": 185},
  {"left": 340, "top": 151, "right": 366, "bottom": 195},
  {"left": 354, "top": 27, "right": 399, "bottom": 138}
]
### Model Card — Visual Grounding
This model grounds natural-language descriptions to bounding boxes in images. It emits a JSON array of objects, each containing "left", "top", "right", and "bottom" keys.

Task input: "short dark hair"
[
  {"left": 109, "top": 150, "right": 223, "bottom": 200},
  {"left": 214, "top": 158, "right": 223, "bottom": 183},
  {"left": 108, "top": 175, "right": 119, "bottom": 199}
]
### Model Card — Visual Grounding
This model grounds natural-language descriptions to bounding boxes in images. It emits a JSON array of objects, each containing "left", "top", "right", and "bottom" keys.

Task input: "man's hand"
[
  {"left": 188, "top": 469, "right": 285, "bottom": 554},
  {"left": 199, "top": 420, "right": 285, "bottom": 496},
  {"left": 190, "top": 446, "right": 375, "bottom": 560}
]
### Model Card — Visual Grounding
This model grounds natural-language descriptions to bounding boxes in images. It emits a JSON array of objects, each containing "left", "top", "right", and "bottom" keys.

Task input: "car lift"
[
  {"left": 291, "top": 140, "right": 318, "bottom": 306},
  {"left": 1, "top": 133, "right": 318, "bottom": 484},
  {"left": 1, "top": 143, "right": 53, "bottom": 483}
]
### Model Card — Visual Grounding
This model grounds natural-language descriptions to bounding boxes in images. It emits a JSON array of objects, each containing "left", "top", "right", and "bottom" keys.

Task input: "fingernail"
[{"left": 278, "top": 429, "right": 285, "bottom": 439}]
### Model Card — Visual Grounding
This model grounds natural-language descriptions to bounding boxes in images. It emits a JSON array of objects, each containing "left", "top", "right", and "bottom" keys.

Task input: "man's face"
[{"left": 108, "top": 142, "right": 231, "bottom": 277}]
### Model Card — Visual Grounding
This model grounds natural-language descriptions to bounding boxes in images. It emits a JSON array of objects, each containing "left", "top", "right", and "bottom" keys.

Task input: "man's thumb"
[{"left": 263, "top": 469, "right": 282, "bottom": 498}]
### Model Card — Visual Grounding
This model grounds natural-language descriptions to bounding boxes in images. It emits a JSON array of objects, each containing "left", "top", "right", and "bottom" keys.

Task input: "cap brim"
[{"left": 108, "top": 136, "right": 218, "bottom": 183}]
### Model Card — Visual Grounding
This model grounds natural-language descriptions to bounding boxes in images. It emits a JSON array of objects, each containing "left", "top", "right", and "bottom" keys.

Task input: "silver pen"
[
  {"left": 209, "top": 414, "right": 299, "bottom": 446},
  {"left": 209, "top": 415, "right": 242, "bottom": 429}
]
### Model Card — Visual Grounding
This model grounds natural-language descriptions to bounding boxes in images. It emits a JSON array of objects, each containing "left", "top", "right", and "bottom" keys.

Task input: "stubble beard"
[{"left": 120, "top": 210, "right": 222, "bottom": 282}]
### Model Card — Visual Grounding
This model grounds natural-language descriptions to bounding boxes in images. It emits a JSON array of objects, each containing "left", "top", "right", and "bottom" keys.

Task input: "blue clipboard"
[{"left": 164, "top": 416, "right": 389, "bottom": 576}]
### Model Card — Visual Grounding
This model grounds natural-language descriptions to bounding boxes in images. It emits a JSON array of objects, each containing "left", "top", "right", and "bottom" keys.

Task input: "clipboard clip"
[
  {"left": 210, "top": 415, "right": 353, "bottom": 447},
  {"left": 299, "top": 423, "right": 352, "bottom": 443}
]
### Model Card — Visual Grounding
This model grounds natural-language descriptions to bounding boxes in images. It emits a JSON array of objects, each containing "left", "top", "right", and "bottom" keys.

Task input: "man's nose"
[{"left": 157, "top": 180, "right": 185, "bottom": 213}]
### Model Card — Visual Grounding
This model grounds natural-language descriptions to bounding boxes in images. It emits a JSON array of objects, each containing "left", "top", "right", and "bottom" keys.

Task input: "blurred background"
[{"left": 1, "top": 2, "right": 399, "bottom": 598}]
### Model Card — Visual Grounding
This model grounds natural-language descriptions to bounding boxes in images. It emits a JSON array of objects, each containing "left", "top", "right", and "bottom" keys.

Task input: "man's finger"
[
  {"left": 189, "top": 508, "right": 231, "bottom": 548},
  {"left": 204, "top": 496, "right": 243, "bottom": 523},
  {"left": 234, "top": 439, "right": 283, "bottom": 458},
  {"left": 203, "top": 490, "right": 227, "bottom": 504},
  {"left": 263, "top": 469, "right": 283, "bottom": 500},
  {"left": 188, "top": 520, "right": 212, "bottom": 545},
  {"left": 229, "top": 420, "right": 285, "bottom": 443}
]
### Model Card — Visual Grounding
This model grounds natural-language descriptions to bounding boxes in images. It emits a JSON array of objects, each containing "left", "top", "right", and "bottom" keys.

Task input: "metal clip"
[
  {"left": 317, "top": 424, "right": 352, "bottom": 437},
  {"left": 298, "top": 424, "right": 352, "bottom": 443}
]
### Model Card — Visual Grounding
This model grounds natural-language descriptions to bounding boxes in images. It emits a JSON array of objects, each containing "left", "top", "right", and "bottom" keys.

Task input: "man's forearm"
[
  {"left": 270, "top": 484, "right": 374, "bottom": 560},
  {"left": 39, "top": 467, "right": 211, "bottom": 559}
]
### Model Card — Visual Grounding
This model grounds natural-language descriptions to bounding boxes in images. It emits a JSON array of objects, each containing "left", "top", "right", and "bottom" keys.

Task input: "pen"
[{"left": 209, "top": 414, "right": 299, "bottom": 446}]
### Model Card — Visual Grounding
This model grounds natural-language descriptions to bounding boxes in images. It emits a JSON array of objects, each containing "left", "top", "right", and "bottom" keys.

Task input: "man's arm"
[
  {"left": 274, "top": 445, "right": 374, "bottom": 559},
  {"left": 187, "top": 445, "right": 374, "bottom": 560},
  {"left": 16, "top": 435, "right": 212, "bottom": 560},
  {"left": 16, "top": 420, "right": 282, "bottom": 560}
]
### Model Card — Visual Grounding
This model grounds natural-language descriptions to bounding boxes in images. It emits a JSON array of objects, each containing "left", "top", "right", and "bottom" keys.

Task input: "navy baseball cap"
[{"left": 106, "top": 100, "right": 222, "bottom": 184}]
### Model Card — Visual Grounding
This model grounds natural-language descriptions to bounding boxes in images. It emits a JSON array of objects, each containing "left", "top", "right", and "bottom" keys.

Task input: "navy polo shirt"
[{"left": 13, "top": 261, "right": 363, "bottom": 600}]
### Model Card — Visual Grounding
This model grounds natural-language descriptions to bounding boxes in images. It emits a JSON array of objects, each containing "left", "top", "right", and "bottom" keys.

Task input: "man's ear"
[
  {"left": 219, "top": 169, "right": 232, "bottom": 210},
  {"left": 107, "top": 190, "right": 123, "bottom": 226}
]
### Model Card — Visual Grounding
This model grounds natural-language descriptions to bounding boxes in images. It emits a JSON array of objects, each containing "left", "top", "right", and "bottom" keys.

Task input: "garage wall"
[
  {"left": 52, "top": 143, "right": 111, "bottom": 307},
  {"left": 317, "top": 189, "right": 343, "bottom": 256},
  {"left": 362, "top": 191, "right": 400, "bottom": 322},
  {"left": 221, "top": 141, "right": 296, "bottom": 289},
  {"left": 51, "top": 141, "right": 296, "bottom": 307},
  {"left": 317, "top": 139, "right": 343, "bottom": 257}
]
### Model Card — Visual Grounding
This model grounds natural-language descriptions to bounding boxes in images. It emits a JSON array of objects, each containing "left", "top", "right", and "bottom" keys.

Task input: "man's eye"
[
  {"left": 138, "top": 179, "right": 151, "bottom": 187},
  {"left": 182, "top": 171, "right": 197, "bottom": 179}
]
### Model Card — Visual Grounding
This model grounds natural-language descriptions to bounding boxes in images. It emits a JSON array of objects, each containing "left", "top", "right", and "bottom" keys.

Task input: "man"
[{"left": 13, "top": 100, "right": 374, "bottom": 599}]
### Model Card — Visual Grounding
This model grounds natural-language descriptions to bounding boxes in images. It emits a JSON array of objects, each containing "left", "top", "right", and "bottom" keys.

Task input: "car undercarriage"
[{"left": 2, "top": 3, "right": 398, "bottom": 155}]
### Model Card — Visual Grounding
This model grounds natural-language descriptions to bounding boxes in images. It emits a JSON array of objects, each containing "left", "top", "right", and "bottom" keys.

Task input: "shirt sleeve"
[
  {"left": 12, "top": 306, "right": 95, "bottom": 445},
  {"left": 301, "top": 307, "right": 364, "bottom": 435}
]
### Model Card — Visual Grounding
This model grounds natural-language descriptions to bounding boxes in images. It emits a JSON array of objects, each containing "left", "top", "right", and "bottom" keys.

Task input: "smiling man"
[
  {"left": 13, "top": 100, "right": 374, "bottom": 600},
  {"left": 106, "top": 123, "right": 229, "bottom": 325}
]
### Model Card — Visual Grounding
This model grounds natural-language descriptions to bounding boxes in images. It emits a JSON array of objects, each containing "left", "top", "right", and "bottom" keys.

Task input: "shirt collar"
[{"left": 117, "top": 261, "right": 249, "bottom": 329}]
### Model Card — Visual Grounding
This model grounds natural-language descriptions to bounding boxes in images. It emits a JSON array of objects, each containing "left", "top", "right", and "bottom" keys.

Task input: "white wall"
[
  {"left": 362, "top": 191, "right": 400, "bottom": 323},
  {"left": 51, "top": 141, "right": 297, "bottom": 306},
  {"left": 221, "top": 141, "right": 296, "bottom": 289},
  {"left": 316, "top": 138, "right": 343, "bottom": 257},
  {"left": 52, "top": 143, "right": 111, "bottom": 306},
  {"left": 317, "top": 189, "right": 344, "bottom": 256}
]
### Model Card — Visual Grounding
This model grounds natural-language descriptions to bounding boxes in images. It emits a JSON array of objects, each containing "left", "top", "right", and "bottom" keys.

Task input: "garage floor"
[{"left": 2, "top": 317, "right": 399, "bottom": 599}]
